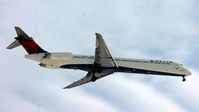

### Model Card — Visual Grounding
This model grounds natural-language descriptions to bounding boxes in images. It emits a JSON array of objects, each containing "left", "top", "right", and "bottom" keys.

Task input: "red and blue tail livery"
[{"left": 7, "top": 27, "right": 47, "bottom": 54}]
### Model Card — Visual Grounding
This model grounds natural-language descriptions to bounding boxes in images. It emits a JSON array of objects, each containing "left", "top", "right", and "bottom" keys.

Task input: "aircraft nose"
[{"left": 185, "top": 69, "right": 192, "bottom": 76}]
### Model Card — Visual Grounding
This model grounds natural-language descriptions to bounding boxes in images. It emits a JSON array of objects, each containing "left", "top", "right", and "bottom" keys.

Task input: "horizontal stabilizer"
[{"left": 6, "top": 40, "right": 21, "bottom": 49}]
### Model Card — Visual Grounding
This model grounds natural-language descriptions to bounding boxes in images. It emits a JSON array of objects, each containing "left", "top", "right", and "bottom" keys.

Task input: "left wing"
[
  {"left": 63, "top": 72, "right": 93, "bottom": 89},
  {"left": 63, "top": 72, "right": 113, "bottom": 89}
]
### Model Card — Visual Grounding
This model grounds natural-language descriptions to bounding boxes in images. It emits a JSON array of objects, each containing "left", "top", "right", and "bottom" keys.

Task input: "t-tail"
[{"left": 7, "top": 26, "right": 47, "bottom": 54}]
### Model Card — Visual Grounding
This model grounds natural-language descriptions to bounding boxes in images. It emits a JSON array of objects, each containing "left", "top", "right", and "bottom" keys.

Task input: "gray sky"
[{"left": 1, "top": 0, "right": 199, "bottom": 112}]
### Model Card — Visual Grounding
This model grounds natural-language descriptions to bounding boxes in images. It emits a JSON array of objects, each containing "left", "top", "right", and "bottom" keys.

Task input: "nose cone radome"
[{"left": 185, "top": 69, "right": 192, "bottom": 76}]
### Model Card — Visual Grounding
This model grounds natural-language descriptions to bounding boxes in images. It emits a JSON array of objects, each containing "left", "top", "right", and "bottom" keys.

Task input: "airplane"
[{"left": 7, "top": 27, "right": 192, "bottom": 89}]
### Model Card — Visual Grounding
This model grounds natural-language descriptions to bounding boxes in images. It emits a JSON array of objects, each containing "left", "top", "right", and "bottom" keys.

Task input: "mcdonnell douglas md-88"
[{"left": 7, "top": 27, "right": 192, "bottom": 89}]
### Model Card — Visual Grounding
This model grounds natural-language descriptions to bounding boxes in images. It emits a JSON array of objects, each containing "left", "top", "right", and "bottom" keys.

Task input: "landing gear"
[
  {"left": 91, "top": 72, "right": 97, "bottom": 82},
  {"left": 90, "top": 63, "right": 101, "bottom": 82},
  {"left": 182, "top": 76, "right": 186, "bottom": 82},
  {"left": 91, "top": 76, "right": 97, "bottom": 82}
]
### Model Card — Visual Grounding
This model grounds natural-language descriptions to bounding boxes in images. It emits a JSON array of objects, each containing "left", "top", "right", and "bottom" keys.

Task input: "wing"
[
  {"left": 63, "top": 72, "right": 92, "bottom": 89},
  {"left": 95, "top": 33, "right": 118, "bottom": 67},
  {"left": 63, "top": 33, "right": 116, "bottom": 89},
  {"left": 63, "top": 72, "right": 113, "bottom": 89}
]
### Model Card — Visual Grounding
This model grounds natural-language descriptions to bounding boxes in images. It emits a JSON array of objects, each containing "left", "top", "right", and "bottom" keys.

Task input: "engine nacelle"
[
  {"left": 39, "top": 63, "right": 59, "bottom": 69},
  {"left": 43, "top": 52, "right": 73, "bottom": 61}
]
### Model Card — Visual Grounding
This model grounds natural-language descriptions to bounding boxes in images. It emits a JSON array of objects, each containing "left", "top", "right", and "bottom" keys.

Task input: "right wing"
[{"left": 95, "top": 33, "right": 118, "bottom": 67}]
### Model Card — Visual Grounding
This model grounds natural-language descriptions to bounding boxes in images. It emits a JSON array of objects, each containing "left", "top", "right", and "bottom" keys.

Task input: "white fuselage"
[{"left": 25, "top": 52, "right": 191, "bottom": 77}]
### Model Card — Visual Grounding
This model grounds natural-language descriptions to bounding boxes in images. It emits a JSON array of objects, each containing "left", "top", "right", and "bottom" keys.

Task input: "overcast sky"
[{"left": 1, "top": 0, "right": 199, "bottom": 112}]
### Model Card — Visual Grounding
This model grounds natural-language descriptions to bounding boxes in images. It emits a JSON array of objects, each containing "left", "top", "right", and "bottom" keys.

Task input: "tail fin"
[{"left": 7, "top": 26, "right": 47, "bottom": 54}]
